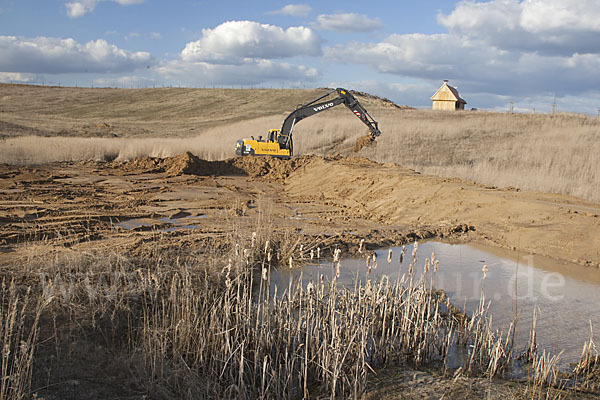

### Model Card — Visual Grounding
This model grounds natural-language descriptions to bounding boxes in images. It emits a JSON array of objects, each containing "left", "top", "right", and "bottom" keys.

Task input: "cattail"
[
  {"left": 335, "top": 262, "right": 340, "bottom": 278},
  {"left": 251, "top": 231, "right": 257, "bottom": 247},
  {"left": 387, "top": 248, "right": 392, "bottom": 263},
  {"left": 316, "top": 246, "right": 320, "bottom": 259},
  {"left": 400, "top": 246, "right": 405, "bottom": 264},
  {"left": 372, "top": 254, "right": 377, "bottom": 269},
  {"left": 224, "top": 260, "right": 232, "bottom": 288},
  {"left": 223, "top": 259, "right": 232, "bottom": 275},
  {"left": 289, "top": 256, "right": 293, "bottom": 269},
  {"left": 262, "top": 266, "right": 268, "bottom": 281},
  {"left": 310, "top": 249, "right": 314, "bottom": 260},
  {"left": 267, "top": 250, "right": 272, "bottom": 263},
  {"left": 299, "top": 244, "right": 304, "bottom": 258},
  {"left": 264, "top": 240, "right": 270, "bottom": 254},
  {"left": 333, "top": 248, "right": 341, "bottom": 263},
  {"left": 424, "top": 258, "right": 430, "bottom": 274},
  {"left": 365, "top": 280, "right": 372, "bottom": 297},
  {"left": 359, "top": 239, "right": 365, "bottom": 254},
  {"left": 482, "top": 264, "right": 488, "bottom": 280},
  {"left": 306, "top": 281, "right": 314, "bottom": 295},
  {"left": 434, "top": 260, "right": 439, "bottom": 273}
]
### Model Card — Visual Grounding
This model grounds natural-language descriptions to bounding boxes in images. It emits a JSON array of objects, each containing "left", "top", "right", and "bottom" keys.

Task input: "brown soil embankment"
[{"left": 283, "top": 156, "right": 600, "bottom": 267}]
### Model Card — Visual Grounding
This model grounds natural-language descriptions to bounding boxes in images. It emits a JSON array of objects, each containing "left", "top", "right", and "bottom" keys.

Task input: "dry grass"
[
  {"left": 2, "top": 222, "right": 588, "bottom": 399},
  {"left": 0, "top": 84, "right": 391, "bottom": 138},
  {"left": 0, "top": 115, "right": 281, "bottom": 164},
  {"left": 2, "top": 84, "right": 599, "bottom": 202},
  {"left": 295, "top": 110, "right": 600, "bottom": 203},
  {"left": 0, "top": 280, "right": 45, "bottom": 400}
]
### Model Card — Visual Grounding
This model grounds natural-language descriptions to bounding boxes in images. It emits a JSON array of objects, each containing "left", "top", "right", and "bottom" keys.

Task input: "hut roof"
[{"left": 430, "top": 81, "right": 467, "bottom": 104}]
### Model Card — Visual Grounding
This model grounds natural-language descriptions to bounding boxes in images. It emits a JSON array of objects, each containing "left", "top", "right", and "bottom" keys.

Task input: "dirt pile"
[
  {"left": 119, "top": 157, "right": 164, "bottom": 174},
  {"left": 353, "top": 135, "right": 377, "bottom": 152},
  {"left": 118, "top": 152, "right": 318, "bottom": 179},
  {"left": 163, "top": 152, "right": 240, "bottom": 176},
  {"left": 230, "top": 155, "right": 315, "bottom": 181},
  {"left": 118, "top": 152, "right": 243, "bottom": 176}
]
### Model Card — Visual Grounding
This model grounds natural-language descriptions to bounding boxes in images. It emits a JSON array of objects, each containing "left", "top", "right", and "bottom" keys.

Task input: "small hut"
[{"left": 430, "top": 80, "right": 466, "bottom": 110}]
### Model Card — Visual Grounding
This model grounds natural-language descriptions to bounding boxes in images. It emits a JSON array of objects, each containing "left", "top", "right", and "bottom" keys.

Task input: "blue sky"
[{"left": 1, "top": 0, "right": 599, "bottom": 114}]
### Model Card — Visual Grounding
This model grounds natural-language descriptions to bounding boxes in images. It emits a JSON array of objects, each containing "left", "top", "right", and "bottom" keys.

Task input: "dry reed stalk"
[{"left": 0, "top": 280, "right": 46, "bottom": 400}]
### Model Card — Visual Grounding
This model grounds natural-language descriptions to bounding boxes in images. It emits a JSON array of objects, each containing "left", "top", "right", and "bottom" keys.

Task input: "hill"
[{"left": 0, "top": 84, "right": 398, "bottom": 138}]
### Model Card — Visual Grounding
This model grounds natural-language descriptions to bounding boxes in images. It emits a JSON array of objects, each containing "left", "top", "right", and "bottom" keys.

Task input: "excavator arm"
[
  {"left": 276, "top": 88, "right": 381, "bottom": 153},
  {"left": 235, "top": 87, "right": 382, "bottom": 158}
]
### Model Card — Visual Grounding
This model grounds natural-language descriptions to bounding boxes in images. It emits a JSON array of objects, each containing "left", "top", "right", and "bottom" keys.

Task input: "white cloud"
[
  {"left": 325, "top": 32, "right": 600, "bottom": 98},
  {"left": 181, "top": 21, "right": 321, "bottom": 64},
  {"left": 156, "top": 20, "right": 321, "bottom": 86},
  {"left": 65, "top": 0, "right": 144, "bottom": 18},
  {"left": 312, "top": 13, "right": 383, "bottom": 33},
  {"left": 156, "top": 59, "right": 320, "bottom": 86},
  {"left": 324, "top": 0, "right": 600, "bottom": 107},
  {"left": 93, "top": 74, "right": 156, "bottom": 87},
  {"left": 0, "top": 72, "right": 40, "bottom": 83},
  {"left": 0, "top": 36, "right": 152, "bottom": 74},
  {"left": 268, "top": 4, "right": 312, "bottom": 17},
  {"left": 326, "top": 79, "right": 434, "bottom": 108},
  {"left": 438, "top": 0, "right": 600, "bottom": 55}
]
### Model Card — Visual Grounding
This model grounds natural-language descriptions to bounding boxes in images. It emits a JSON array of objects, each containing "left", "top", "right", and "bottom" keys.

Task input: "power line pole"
[
  {"left": 509, "top": 101, "right": 514, "bottom": 114},
  {"left": 552, "top": 97, "right": 557, "bottom": 115}
]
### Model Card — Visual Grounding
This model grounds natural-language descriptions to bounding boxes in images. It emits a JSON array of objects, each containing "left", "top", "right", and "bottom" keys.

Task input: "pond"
[{"left": 272, "top": 241, "right": 600, "bottom": 366}]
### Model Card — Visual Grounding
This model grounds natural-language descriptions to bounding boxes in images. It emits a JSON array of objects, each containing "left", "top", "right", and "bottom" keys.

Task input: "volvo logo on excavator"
[{"left": 313, "top": 102, "right": 335, "bottom": 112}]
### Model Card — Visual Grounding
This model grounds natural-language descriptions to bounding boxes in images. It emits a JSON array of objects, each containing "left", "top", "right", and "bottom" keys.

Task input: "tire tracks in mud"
[{"left": 1, "top": 154, "right": 599, "bottom": 270}]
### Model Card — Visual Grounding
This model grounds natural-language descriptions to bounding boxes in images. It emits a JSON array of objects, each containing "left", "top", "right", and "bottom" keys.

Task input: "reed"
[
  {"left": 1, "top": 227, "right": 598, "bottom": 398},
  {"left": 0, "top": 280, "right": 46, "bottom": 400}
]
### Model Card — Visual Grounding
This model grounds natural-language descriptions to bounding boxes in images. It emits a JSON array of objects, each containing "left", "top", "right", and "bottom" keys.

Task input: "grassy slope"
[{"left": 0, "top": 84, "right": 394, "bottom": 137}]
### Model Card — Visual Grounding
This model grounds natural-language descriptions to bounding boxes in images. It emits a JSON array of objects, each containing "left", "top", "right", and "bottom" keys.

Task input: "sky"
[{"left": 1, "top": 0, "right": 599, "bottom": 114}]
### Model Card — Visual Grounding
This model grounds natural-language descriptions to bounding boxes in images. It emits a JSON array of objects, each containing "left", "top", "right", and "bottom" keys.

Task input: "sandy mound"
[
  {"left": 163, "top": 152, "right": 239, "bottom": 176},
  {"left": 118, "top": 152, "right": 316, "bottom": 179},
  {"left": 120, "top": 157, "right": 163, "bottom": 173},
  {"left": 119, "top": 152, "right": 242, "bottom": 176},
  {"left": 230, "top": 155, "right": 314, "bottom": 181}
]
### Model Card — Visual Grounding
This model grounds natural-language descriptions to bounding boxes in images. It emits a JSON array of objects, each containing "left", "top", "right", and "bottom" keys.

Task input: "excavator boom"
[{"left": 276, "top": 88, "right": 380, "bottom": 151}]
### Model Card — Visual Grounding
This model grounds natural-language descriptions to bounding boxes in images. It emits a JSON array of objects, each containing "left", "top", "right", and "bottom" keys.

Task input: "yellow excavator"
[{"left": 235, "top": 88, "right": 381, "bottom": 159}]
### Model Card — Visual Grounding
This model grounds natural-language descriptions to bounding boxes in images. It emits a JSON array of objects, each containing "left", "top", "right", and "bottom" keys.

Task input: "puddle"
[
  {"left": 272, "top": 241, "right": 600, "bottom": 366},
  {"left": 117, "top": 218, "right": 156, "bottom": 230},
  {"left": 117, "top": 214, "right": 207, "bottom": 232}
]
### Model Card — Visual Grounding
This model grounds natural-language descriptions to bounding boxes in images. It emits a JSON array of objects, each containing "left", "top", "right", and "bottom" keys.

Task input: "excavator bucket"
[{"left": 353, "top": 135, "right": 377, "bottom": 152}]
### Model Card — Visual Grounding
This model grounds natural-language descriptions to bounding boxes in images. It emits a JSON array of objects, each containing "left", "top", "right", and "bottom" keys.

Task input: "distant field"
[{"left": 1, "top": 84, "right": 599, "bottom": 202}]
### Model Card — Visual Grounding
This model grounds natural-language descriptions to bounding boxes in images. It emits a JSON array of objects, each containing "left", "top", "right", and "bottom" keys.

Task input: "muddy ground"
[
  {"left": 2, "top": 153, "right": 600, "bottom": 398},
  {"left": 1, "top": 152, "right": 599, "bottom": 268}
]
